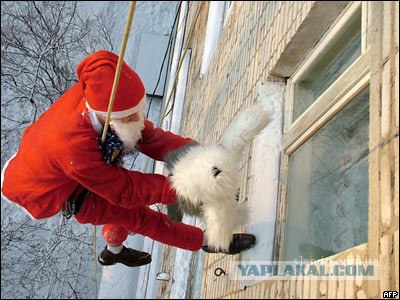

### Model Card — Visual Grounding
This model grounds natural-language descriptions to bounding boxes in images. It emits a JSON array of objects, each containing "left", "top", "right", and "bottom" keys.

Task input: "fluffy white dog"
[{"left": 166, "top": 103, "right": 273, "bottom": 251}]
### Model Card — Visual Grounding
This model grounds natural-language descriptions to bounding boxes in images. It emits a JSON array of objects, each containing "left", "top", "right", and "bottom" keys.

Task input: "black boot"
[
  {"left": 98, "top": 246, "right": 152, "bottom": 267},
  {"left": 202, "top": 233, "right": 256, "bottom": 255}
]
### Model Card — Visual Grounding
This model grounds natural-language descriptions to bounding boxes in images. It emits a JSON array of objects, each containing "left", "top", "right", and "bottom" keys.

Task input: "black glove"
[
  {"left": 167, "top": 196, "right": 203, "bottom": 222},
  {"left": 164, "top": 141, "right": 199, "bottom": 171},
  {"left": 164, "top": 142, "right": 200, "bottom": 221},
  {"left": 167, "top": 202, "right": 183, "bottom": 222}
]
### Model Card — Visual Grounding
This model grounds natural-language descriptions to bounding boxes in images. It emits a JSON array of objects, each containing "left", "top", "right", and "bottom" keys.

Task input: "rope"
[
  {"left": 101, "top": 1, "right": 137, "bottom": 143},
  {"left": 93, "top": 224, "right": 98, "bottom": 297},
  {"left": 158, "top": 1, "right": 205, "bottom": 128},
  {"left": 94, "top": 2, "right": 136, "bottom": 297},
  {"left": 93, "top": 3, "right": 204, "bottom": 292},
  {"left": 143, "top": 1, "right": 205, "bottom": 173}
]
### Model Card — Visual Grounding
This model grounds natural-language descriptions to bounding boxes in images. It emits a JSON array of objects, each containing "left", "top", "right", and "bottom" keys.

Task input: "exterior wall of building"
[{"left": 158, "top": 1, "right": 399, "bottom": 298}]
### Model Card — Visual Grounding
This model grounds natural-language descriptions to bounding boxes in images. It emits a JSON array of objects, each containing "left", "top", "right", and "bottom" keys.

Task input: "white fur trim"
[
  {"left": 1, "top": 153, "right": 39, "bottom": 220},
  {"left": 88, "top": 109, "right": 103, "bottom": 133},
  {"left": 86, "top": 95, "right": 147, "bottom": 119},
  {"left": 107, "top": 244, "right": 123, "bottom": 254}
]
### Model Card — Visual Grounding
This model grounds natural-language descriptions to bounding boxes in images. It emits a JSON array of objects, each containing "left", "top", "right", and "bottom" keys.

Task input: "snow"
[
  {"left": 97, "top": 235, "right": 144, "bottom": 299},
  {"left": 135, "top": 239, "right": 164, "bottom": 299},
  {"left": 169, "top": 216, "right": 196, "bottom": 299}
]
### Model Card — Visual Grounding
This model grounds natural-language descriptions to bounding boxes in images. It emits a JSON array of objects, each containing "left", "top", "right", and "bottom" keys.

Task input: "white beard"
[{"left": 110, "top": 114, "right": 145, "bottom": 151}]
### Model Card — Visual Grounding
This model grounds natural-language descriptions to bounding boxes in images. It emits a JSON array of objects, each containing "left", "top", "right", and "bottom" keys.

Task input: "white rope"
[
  {"left": 101, "top": 1, "right": 137, "bottom": 143},
  {"left": 143, "top": 1, "right": 205, "bottom": 173}
]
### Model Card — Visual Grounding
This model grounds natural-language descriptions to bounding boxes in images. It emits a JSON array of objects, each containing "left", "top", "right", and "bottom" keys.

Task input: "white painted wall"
[
  {"left": 199, "top": 1, "right": 225, "bottom": 79},
  {"left": 239, "top": 82, "right": 285, "bottom": 289}
]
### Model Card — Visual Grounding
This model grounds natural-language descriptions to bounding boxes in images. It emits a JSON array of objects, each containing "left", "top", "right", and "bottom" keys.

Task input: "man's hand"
[
  {"left": 167, "top": 203, "right": 183, "bottom": 222},
  {"left": 164, "top": 141, "right": 199, "bottom": 170}
]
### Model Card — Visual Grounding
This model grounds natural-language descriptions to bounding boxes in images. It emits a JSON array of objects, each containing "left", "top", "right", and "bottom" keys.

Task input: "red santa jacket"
[{"left": 1, "top": 83, "right": 193, "bottom": 219}]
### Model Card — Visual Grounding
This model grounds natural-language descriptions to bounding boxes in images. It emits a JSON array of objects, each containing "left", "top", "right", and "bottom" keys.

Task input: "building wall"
[{"left": 158, "top": 1, "right": 399, "bottom": 298}]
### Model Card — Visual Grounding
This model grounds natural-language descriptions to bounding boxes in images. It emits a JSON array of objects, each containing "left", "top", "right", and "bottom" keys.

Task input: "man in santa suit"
[{"left": 1, "top": 50, "right": 255, "bottom": 267}]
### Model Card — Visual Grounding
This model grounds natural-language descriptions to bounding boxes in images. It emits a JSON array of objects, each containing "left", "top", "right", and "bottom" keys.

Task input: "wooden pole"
[
  {"left": 95, "top": 3, "right": 136, "bottom": 297},
  {"left": 101, "top": 1, "right": 136, "bottom": 143}
]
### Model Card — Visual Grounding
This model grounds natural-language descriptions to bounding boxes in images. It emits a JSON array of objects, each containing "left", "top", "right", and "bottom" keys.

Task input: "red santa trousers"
[{"left": 75, "top": 191, "right": 204, "bottom": 251}]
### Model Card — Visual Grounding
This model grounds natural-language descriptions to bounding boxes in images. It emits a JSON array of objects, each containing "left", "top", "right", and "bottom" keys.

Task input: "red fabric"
[
  {"left": 102, "top": 224, "right": 129, "bottom": 246},
  {"left": 1, "top": 83, "right": 191, "bottom": 219},
  {"left": 2, "top": 53, "right": 202, "bottom": 250},
  {"left": 138, "top": 120, "right": 194, "bottom": 161},
  {"left": 77, "top": 196, "right": 203, "bottom": 251},
  {"left": 76, "top": 50, "right": 145, "bottom": 114}
]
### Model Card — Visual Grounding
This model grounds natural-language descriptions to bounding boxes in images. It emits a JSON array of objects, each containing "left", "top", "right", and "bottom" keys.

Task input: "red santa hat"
[{"left": 76, "top": 50, "right": 146, "bottom": 118}]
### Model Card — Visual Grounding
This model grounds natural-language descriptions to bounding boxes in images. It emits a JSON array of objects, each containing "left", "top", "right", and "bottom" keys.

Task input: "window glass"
[
  {"left": 200, "top": 1, "right": 226, "bottom": 78},
  {"left": 284, "top": 86, "right": 369, "bottom": 261},
  {"left": 222, "top": 1, "right": 232, "bottom": 26},
  {"left": 292, "top": 9, "right": 362, "bottom": 121}
]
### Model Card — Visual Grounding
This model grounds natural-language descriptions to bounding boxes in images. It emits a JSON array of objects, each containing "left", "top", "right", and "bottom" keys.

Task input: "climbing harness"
[{"left": 61, "top": 186, "right": 90, "bottom": 219}]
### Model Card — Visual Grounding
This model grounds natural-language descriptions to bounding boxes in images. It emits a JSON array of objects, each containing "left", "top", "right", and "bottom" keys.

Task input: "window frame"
[
  {"left": 199, "top": 1, "right": 234, "bottom": 79},
  {"left": 222, "top": 1, "right": 233, "bottom": 28},
  {"left": 274, "top": 1, "right": 371, "bottom": 261}
]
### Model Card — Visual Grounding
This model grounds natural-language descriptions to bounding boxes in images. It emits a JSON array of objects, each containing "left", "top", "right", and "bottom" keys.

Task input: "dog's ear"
[{"left": 211, "top": 166, "right": 222, "bottom": 177}]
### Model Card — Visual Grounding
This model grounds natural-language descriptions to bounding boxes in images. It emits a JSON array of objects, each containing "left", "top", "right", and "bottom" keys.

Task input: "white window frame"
[
  {"left": 275, "top": 1, "right": 371, "bottom": 261},
  {"left": 199, "top": 1, "right": 233, "bottom": 79},
  {"left": 222, "top": 1, "right": 233, "bottom": 27}
]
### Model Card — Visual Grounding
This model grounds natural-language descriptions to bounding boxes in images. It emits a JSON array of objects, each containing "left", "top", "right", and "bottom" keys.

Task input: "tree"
[
  {"left": 1, "top": 1, "right": 117, "bottom": 168},
  {"left": 1, "top": 1, "right": 117, "bottom": 298}
]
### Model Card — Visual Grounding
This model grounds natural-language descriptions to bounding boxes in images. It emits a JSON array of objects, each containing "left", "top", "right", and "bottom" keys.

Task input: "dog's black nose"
[{"left": 212, "top": 167, "right": 222, "bottom": 177}]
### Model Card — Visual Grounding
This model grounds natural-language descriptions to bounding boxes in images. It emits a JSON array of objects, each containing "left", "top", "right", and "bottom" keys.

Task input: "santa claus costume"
[{"left": 1, "top": 50, "right": 204, "bottom": 266}]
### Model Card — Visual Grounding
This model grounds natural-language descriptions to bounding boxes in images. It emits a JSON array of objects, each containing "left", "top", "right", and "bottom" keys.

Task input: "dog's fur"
[{"left": 169, "top": 103, "right": 273, "bottom": 251}]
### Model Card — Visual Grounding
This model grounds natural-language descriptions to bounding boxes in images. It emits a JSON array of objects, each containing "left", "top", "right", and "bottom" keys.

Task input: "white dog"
[{"left": 166, "top": 103, "right": 273, "bottom": 251}]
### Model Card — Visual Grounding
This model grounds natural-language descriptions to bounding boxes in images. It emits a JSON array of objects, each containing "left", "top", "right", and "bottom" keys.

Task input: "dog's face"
[
  {"left": 171, "top": 145, "right": 239, "bottom": 205},
  {"left": 168, "top": 103, "right": 272, "bottom": 250}
]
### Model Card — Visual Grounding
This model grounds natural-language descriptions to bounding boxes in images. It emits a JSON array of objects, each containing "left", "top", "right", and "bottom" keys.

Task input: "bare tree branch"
[{"left": 1, "top": 1, "right": 118, "bottom": 298}]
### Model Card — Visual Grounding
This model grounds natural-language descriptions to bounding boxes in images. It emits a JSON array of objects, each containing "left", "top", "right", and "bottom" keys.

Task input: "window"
[
  {"left": 222, "top": 1, "right": 232, "bottom": 27},
  {"left": 284, "top": 87, "right": 369, "bottom": 261},
  {"left": 277, "top": 2, "right": 371, "bottom": 261},
  {"left": 199, "top": 1, "right": 233, "bottom": 79},
  {"left": 292, "top": 9, "right": 362, "bottom": 121}
]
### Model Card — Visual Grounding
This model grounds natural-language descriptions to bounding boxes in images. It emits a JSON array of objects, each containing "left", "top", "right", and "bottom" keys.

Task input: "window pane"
[
  {"left": 293, "top": 9, "right": 362, "bottom": 121},
  {"left": 284, "top": 86, "right": 369, "bottom": 261}
]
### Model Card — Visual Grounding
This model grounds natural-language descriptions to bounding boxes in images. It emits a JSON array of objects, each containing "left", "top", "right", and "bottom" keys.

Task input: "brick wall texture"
[{"left": 158, "top": 1, "right": 399, "bottom": 298}]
